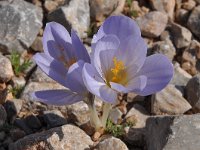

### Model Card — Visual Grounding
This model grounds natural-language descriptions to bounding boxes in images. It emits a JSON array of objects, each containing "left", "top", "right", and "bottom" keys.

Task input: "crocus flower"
[
  {"left": 83, "top": 16, "right": 173, "bottom": 103},
  {"left": 32, "top": 22, "right": 90, "bottom": 105}
]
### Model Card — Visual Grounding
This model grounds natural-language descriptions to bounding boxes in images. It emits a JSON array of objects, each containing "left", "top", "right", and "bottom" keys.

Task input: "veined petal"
[
  {"left": 92, "top": 15, "right": 141, "bottom": 44},
  {"left": 66, "top": 60, "right": 87, "bottom": 94},
  {"left": 32, "top": 90, "right": 83, "bottom": 106},
  {"left": 71, "top": 30, "right": 90, "bottom": 63},
  {"left": 33, "top": 53, "right": 68, "bottom": 87},
  {"left": 43, "top": 22, "right": 75, "bottom": 64},
  {"left": 82, "top": 63, "right": 117, "bottom": 103},
  {"left": 135, "top": 54, "right": 173, "bottom": 96}
]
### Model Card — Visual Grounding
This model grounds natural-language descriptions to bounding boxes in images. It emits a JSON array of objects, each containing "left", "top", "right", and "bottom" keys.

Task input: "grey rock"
[
  {"left": 182, "top": 0, "right": 196, "bottom": 11},
  {"left": 9, "top": 124, "right": 93, "bottom": 150},
  {"left": 149, "top": 0, "right": 175, "bottom": 19},
  {"left": 170, "top": 22, "right": 192, "bottom": 48},
  {"left": 186, "top": 74, "right": 200, "bottom": 111},
  {"left": 30, "top": 36, "right": 43, "bottom": 52},
  {"left": 0, "top": 54, "right": 14, "bottom": 82},
  {"left": 25, "top": 115, "right": 42, "bottom": 130},
  {"left": 0, "top": 104, "right": 7, "bottom": 127},
  {"left": 96, "top": 136, "right": 128, "bottom": 150},
  {"left": 146, "top": 114, "right": 200, "bottom": 150},
  {"left": 14, "top": 118, "right": 33, "bottom": 134},
  {"left": 136, "top": 11, "right": 168, "bottom": 38},
  {"left": 11, "top": 76, "right": 26, "bottom": 88},
  {"left": 150, "top": 40, "right": 176, "bottom": 61},
  {"left": 48, "top": 0, "right": 90, "bottom": 38},
  {"left": 151, "top": 84, "right": 191, "bottom": 115},
  {"left": 43, "top": 110, "right": 67, "bottom": 128},
  {"left": 195, "top": 0, "right": 200, "bottom": 4},
  {"left": 10, "top": 128, "right": 26, "bottom": 141},
  {"left": 175, "top": 9, "right": 190, "bottom": 25},
  {"left": 0, "top": 0, "right": 43, "bottom": 54},
  {"left": 187, "top": 5, "right": 200, "bottom": 39},
  {"left": 0, "top": 131, "right": 6, "bottom": 141}
]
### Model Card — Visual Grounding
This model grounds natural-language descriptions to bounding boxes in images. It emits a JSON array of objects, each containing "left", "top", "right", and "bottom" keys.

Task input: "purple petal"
[
  {"left": 82, "top": 63, "right": 117, "bottom": 103},
  {"left": 135, "top": 54, "right": 173, "bottom": 96},
  {"left": 43, "top": 22, "right": 75, "bottom": 64},
  {"left": 110, "top": 75, "right": 147, "bottom": 93},
  {"left": 32, "top": 90, "right": 83, "bottom": 106},
  {"left": 71, "top": 30, "right": 90, "bottom": 63},
  {"left": 33, "top": 53, "right": 68, "bottom": 87},
  {"left": 66, "top": 60, "right": 87, "bottom": 94},
  {"left": 92, "top": 15, "right": 141, "bottom": 44}
]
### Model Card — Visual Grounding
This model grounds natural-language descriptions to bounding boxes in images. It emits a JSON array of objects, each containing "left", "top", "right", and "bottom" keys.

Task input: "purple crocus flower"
[
  {"left": 83, "top": 16, "right": 173, "bottom": 103},
  {"left": 32, "top": 22, "right": 90, "bottom": 105}
]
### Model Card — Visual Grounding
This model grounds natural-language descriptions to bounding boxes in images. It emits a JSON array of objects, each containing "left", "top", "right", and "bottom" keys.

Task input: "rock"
[
  {"left": 187, "top": 5, "right": 200, "bottom": 39},
  {"left": 136, "top": 11, "right": 168, "bottom": 38},
  {"left": 0, "top": 105, "right": 7, "bottom": 127},
  {"left": 127, "top": 93, "right": 145, "bottom": 103},
  {"left": 43, "top": 110, "right": 67, "bottom": 128},
  {"left": 21, "top": 81, "right": 64, "bottom": 102},
  {"left": 195, "top": 0, "right": 200, "bottom": 4},
  {"left": 146, "top": 114, "right": 200, "bottom": 150},
  {"left": 149, "top": 0, "right": 175, "bottom": 19},
  {"left": 3, "top": 99, "right": 23, "bottom": 123},
  {"left": 90, "top": 0, "right": 125, "bottom": 21},
  {"left": 48, "top": 0, "right": 90, "bottom": 38},
  {"left": 30, "top": 36, "right": 43, "bottom": 52},
  {"left": 9, "top": 124, "right": 93, "bottom": 150},
  {"left": 11, "top": 76, "right": 26, "bottom": 88},
  {"left": 170, "top": 22, "right": 192, "bottom": 48},
  {"left": 14, "top": 118, "right": 33, "bottom": 134},
  {"left": 25, "top": 114, "right": 42, "bottom": 130},
  {"left": 175, "top": 9, "right": 190, "bottom": 25},
  {"left": 150, "top": 40, "right": 176, "bottom": 61},
  {"left": 0, "top": 0, "right": 43, "bottom": 54},
  {"left": 0, "top": 54, "right": 14, "bottom": 82},
  {"left": 0, "top": 131, "right": 6, "bottom": 141},
  {"left": 170, "top": 62, "right": 192, "bottom": 86},
  {"left": 96, "top": 136, "right": 128, "bottom": 150},
  {"left": 151, "top": 84, "right": 191, "bottom": 115},
  {"left": 44, "top": 0, "right": 58, "bottom": 12},
  {"left": 10, "top": 128, "right": 26, "bottom": 141},
  {"left": 182, "top": 0, "right": 196, "bottom": 10},
  {"left": 186, "top": 74, "right": 200, "bottom": 111}
]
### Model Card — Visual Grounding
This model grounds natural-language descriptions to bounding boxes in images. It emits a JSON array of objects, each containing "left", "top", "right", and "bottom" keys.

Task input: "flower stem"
[
  {"left": 85, "top": 93, "right": 102, "bottom": 130},
  {"left": 101, "top": 102, "right": 112, "bottom": 128}
]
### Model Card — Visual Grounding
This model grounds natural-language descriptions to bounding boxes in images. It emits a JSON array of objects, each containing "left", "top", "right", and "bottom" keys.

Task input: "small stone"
[
  {"left": 182, "top": 0, "right": 196, "bottom": 10},
  {"left": 170, "top": 22, "right": 192, "bottom": 48},
  {"left": 151, "top": 84, "right": 191, "bottom": 115},
  {"left": 25, "top": 114, "right": 42, "bottom": 130},
  {"left": 187, "top": 5, "right": 200, "bottom": 39},
  {"left": 149, "top": 0, "right": 175, "bottom": 19},
  {"left": 48, "top": 0, "right": 90, "bottom": 38},
  {"left": 10, "top": 128, "right": 26, "bottom": 141},
  {"left": 0, "top": 131, "right": 6, "bottom": 141},
  {"left": 43, "top": 110, "right": 67, "bottom": 128},
  {"left": 136, "top": 11, "right": 168, "bottom": 38},
  {"left": 0, "top": 54, "right": 14, "bottom": 82},
  {"left": 175, "top": 9, "right": 190, "bottom": 25},
  {"left": 195, "top": 0, "right": 200, "bottom": 4},
  {"left": 11, "top": 76, "right": 26, "bottom": 88},
  {"left": 127, "top": 93, "right": 145, "bottom": 103},
  {"left": 9, "top": 124, "right": 93, "bottom": 150},
  {"left": 0, "top": 104, "right": 7, "bottom": 127},
  {"left": 30, "top": 36, "right": 43, "bottom": 52},
  {"left": 14, "top": 118, "right": 33, "bottom": 134},
  {"left": 3, "top": 137, "right": 13, "bottom": 148},
  {"left": 96, "top": 136, "right": 128, "bottom": 150},
  {"left": 44, "top": 0, "right": 58, "bottom": 12}
]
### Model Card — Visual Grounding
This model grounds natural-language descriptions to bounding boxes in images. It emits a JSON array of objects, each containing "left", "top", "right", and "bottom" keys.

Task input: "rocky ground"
[{"left": 0, "top": 0, "right": 200, "bottom": 150}]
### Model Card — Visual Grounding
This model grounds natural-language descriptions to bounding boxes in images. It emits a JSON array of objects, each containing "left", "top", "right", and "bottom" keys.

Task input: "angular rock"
[
  {"left": 11, "top": 76, "right": 26, "bottom": 88},
  {"left": 195, "top": 0, "right": 200, "bottom": 4},
  {"left": 175, "top": 9, "right": 190, "bottom": 25},
  {"left": 0, "top": 54, "right": 14, "bottom": 82},
  {"left": 14, "top": 118, "right": 33, "bottom": 134},
  {"left": 186, "top": 74, "right": 200, "bottom": 111},
  {"left": 9, "top": 124, "right": 93, "bottom": 150},
  {"left": 0, "top": 104, "right": 7, "bottom": 127},
  {"left": 0, "top": 0, "right": 43, "bottom": 54},
  {"left": 146, "top": 114, "right": 200, "bottom": 150},
  {"left": 136, "top": 11, "right": 168, "bottom": 38},
  {"left": 48, "top": 0, "right": 90, "bottom": 38},
  {"left": 170, "top": 22, "right": 192, "bottom": 48},
  {"left": 151, "top": 84, "right": 191, "bottom": 115},
  {"left": 182, "top": 0, "right": 196, "bottom": 10},
  {"left": 43, "top": 110, "right": 67, "bottom": 128},
  {"left": 30, "top": 36, "right": 43, "bottom": 52},
  {"left": 96, "top": 137, "right": 128, "bottom": 150},
  {"left": 25, "top": 115, "right": 42, "bottom": 130},
  {"left": 187, "top": 5, "right": 200, "bottom": 39},
  {"left": 149, "top": 0, "right": 175, "bottom": 19},
  {"left": 0, "top": 131, "right": 6, "bottom": 141},
  {"left": 10, "top": 128, "right": 26, "bottom": 141}
]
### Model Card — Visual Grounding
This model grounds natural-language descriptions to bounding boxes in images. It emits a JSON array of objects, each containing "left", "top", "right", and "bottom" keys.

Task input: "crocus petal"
[
  {"left": 66, "top": 60, "right": 87, "bottom": 94},
  {"left": 110, "top": 75, "right": 147, "bottom": 93},
  {"left": 33, "top": 53, "right": 68, "bottom": 87},
  {"left": 92, "top": 35, "right": 120, "bottom": 77},
  {"left": 71, "top": 30, "right": 90, "bottom": 63},
  {"left": 32, "top": 90, "right": 83, "bottom": 106},
  {"left": 43, "top": 22, "right": 75, "bottom": 63},
  {"left": 135, "top": 54, "right": 173, "bottom": 96},
  {"left": 92, "top": 15, "right": 141, "bottom": 44},
  {"left": 82, "top": 63, "right": 117, "bottom": 103}
]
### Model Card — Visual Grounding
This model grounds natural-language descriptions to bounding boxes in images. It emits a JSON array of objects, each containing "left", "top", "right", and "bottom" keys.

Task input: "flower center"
[{"left": 106, "top": 57, "right": 128, "bottom": 86}]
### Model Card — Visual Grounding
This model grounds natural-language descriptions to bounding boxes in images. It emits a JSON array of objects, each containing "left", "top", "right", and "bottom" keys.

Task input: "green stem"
[{"left": 101, "top": 102, "right": 112, "bottom": 128}]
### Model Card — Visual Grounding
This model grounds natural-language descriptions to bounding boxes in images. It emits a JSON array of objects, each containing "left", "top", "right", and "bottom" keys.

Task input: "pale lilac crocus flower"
[{"left": 83, "top": 15, "right": 173, "bottom": 104}]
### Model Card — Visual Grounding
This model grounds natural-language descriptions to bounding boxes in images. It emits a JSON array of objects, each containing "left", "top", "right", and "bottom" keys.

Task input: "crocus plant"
[{"left": 32, "top": 16, "right": 173, "bottom": 131}]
